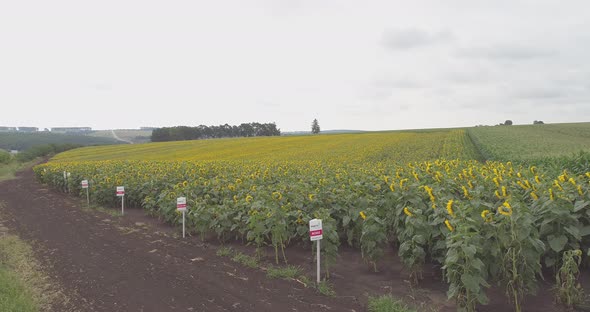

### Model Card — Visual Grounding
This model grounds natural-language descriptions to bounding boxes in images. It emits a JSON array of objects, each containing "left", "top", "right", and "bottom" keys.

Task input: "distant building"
[
  {"left": 0, "top": 126, "right": 18, "bottom": 132},
  {"left": 17, "top": 127, "right": 39, "bottom": 132},
  {"left": 50, "top": 127, "right": 92, "bottom": 133}
]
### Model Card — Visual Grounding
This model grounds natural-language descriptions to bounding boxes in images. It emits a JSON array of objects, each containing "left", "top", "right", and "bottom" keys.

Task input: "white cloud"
[
  {"left": 381, "top": 28, "right": 454, "bottom": 50},
  {"left": 457, "top": 44, "right": 557, "bottom": 61}
]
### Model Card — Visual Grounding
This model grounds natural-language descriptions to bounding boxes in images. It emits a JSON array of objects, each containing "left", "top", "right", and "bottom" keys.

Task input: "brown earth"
[{"left": 0, "top": 168, "right": 577, "bottom": 312}]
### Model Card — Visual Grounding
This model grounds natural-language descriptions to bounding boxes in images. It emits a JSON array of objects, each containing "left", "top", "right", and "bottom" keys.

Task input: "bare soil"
[{"left": 0, "top": 168, "right": 576, "bottom": 311}]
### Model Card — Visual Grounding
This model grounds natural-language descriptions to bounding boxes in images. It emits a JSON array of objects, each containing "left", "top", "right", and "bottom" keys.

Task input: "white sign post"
[
  {"left": 309, "top": 218, "right": 323, "bottom": 284},
  {"left": 116, "top": 186, "right": 125, "bottom": 215},
  {"left": 81, "top": 180, "right": 89, "bottom": 207},
  {"left": 66, "top": 172, "right": 71, "bottom": 192},
  {"left": 177, "top": 197, "right": 187, "bottom": 238},
  {"left": 63, "top": 171, "right": 67, "bottom": 193}
]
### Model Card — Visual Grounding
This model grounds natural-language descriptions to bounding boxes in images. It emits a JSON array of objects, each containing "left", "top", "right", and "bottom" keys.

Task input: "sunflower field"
[{"left": 33, "top": 128, "right": 590, "bottom": 311}]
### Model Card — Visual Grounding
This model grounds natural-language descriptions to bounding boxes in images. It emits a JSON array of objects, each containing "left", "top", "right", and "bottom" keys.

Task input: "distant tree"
[
  {"left": 533, "top": 120, "right": 544, "bottom": 125},
  {"left": 503, "top": 120, "right": 513, "bottom": 126},
  {"left": 311, "top": 119, "right": 320, "bottom": 134},
  {"left": 239, "top": 123, "right": 255, "bottom": 137}
]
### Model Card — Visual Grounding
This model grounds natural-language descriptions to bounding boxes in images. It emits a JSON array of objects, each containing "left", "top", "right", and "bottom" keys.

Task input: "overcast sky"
[{"left": 1, "top": 0, "right": 589, "bottom": 131}]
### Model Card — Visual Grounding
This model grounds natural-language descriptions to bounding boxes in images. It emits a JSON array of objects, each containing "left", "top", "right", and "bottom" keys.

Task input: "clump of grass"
[
  {"left": 0, "top": 163, "right": 19, "bottom": 181},
  {"left": 0, "top": 159, "right": 38, "bottom": 182},
  {"left": 96, "top": 206, "right": 123, "bottom": 217},
  {"left": 317, "top": 280, "right": 336, "bottom": 297},
  {"left": 297, "top": 275, "right": 312, "bottom": 288},
  {"left": 266, "top": 265, "right": 301, "bottom": 279},
  {"left": 368, "top": 295, "right": 416, "bottom": 312},
  {"left": 216, "top": 246, "right": 234, "bottom": 257},
  {"left": 0, "top": 234, "right": 70, "bottom": 311},
  {"left": 231, "top": 252, "right": 258, "bottom": 269},
  {"left": 0, "top": 266, "right": 37, "bottom": 312}
]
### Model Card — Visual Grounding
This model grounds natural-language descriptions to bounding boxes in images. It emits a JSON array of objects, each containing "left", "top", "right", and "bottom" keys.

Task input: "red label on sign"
[
  {"left": 177, "top": 197, "right": 187, "bottom": 210},
  {"left": 116, "top": 186, "right": 125, "bottom": 196},
  {"left": 310, "top": 229, "right": 323, "bottom": 236}
]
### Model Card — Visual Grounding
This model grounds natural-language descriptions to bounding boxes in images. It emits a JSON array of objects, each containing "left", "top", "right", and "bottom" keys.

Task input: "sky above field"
[{"left": 1, "top": 0, "right": 589, "bottom": 132}]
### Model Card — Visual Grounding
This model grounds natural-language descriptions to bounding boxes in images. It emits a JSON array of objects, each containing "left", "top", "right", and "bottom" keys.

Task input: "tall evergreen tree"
[{"left": 311, "top": 119, "right": 320, "bottom": 134}]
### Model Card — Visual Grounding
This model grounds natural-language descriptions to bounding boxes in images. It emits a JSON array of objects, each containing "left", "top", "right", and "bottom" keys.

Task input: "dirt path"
[
  {"left": 110, "top": 130, "right": 133, "bottom": 144},
  {"left": 0, "top": 169, "right": 363, "bottom": 312}
]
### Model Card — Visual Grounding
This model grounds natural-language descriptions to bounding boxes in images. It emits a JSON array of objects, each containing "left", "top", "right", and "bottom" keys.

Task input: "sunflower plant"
[
  {"left": 554, "top": 249, "right": 584, "bottom": 309},
  {"left": 494, "top": 200, "right": 545, "bottom": 312},
  {"left": 443, "top": 214, "right": 490, "bottom": 311},
  {"left": 360, "top": 207, "right": 388, "bottom": 272}
]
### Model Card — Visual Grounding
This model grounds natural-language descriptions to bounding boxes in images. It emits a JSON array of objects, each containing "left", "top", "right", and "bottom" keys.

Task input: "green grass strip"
[
  {"left": 0, "top": 233, "right": 69, "bottom": 311},
  {"left": 0, "top": 263, "right": 37, "bottom": 312}
]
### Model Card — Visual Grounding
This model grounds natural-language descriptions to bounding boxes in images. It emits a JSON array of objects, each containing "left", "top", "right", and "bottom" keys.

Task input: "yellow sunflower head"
[
  {"left": 481, "top": 210, "right": 492, "bottom": 222},
  {"left": 446, "top": 199, "right": 455, "bottom": 217},
  {"left": 498, "top": 203, "right": 513, "bottom": 216},
  {"left": 403, "top": 207, "right": 413, "bottom": 217},
  {"left": 444, "top": 219, "right": 454, "bottom": 232}
]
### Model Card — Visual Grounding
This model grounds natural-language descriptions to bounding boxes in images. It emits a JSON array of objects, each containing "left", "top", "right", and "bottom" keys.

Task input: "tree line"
[
  {"left": 15, "top": 143, "right": 84, "bottom": 162},
  {"left": 151, "top": 123, "right": 281, "bottom": 142}
]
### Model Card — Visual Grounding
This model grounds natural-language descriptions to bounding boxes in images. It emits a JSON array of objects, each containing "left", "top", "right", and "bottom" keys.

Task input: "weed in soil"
[
  {"left": 216, "top": 246, "right": 233, "bottom": 257},
  {"left": 368, "top": 294, "right": 416, "bottom": 312},
  {"left": 317, "top": 280, "right": 336, "bottom": 297},
  {"left": 231, "top": 252, "right": 258, "bottom": 269},
  {"left": 266, "top": 265, "right": 301, "bottom": 279}
]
